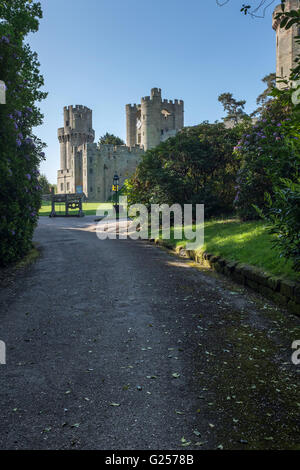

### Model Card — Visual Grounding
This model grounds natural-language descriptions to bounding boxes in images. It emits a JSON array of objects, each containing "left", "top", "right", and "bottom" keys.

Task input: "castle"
[
  {"left": 273, "top": 0, "right": 300, "bottom": 87},
  {"left": 57, "top": 88, "right": 184, "bottom": 200},
  {"left": 57, "top": 2, "right": 299, "bottom": 199},
  {"left": 126, "top": 87, "right": 184, "bottom": 149}
]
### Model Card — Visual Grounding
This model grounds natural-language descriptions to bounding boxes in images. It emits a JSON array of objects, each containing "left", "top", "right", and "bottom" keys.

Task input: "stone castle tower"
[
  {"left": 273, "top": 0, "right": 300, "bottom": 86},
  {"left": 57, "top": 105, "right": 144, "bottom": 200},
  {"left": 57, "top": 88, "right": 183, "bottom": 200},
  {"left": 126, "top": 88, "right": 184, "bottom": 150},
  {"left": 58, "top": 105, "right": 95, "bottom": 171},
  {"left": 58, "top": 105, "right": 95, "bottom": 193}
]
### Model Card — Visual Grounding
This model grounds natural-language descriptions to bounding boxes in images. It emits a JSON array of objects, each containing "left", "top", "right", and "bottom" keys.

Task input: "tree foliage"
[
  {"left": 98, "top": 132, "right": 124, "bottom": 146},
  {"left": 218, "top": 92, "right": 248, "bottom": 124},
  {"left": 233, "top": 95, "right": 298, "bottom": 220},
  {"left": 124, "top": 122, "right": 243, "bottom": 218},
  {"left": 38, "top": 173, "right": 51, "bottom": 194},
  {"left": 216, "top": 1, "right": 285, "bottom": 18},
  {"left": 0, "top": 0, "right": 47, "bottom": 266},
  {"left": 252, "top": 73, "right": 276, "bottom": 117},
  {"left": 256, "top": 178, "right": 300, "bottom": 271}
]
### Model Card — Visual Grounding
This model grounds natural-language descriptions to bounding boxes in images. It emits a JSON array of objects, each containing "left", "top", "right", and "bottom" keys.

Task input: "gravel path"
[{"left": 0, "top": 216, "right": 299, "bottom": 450}]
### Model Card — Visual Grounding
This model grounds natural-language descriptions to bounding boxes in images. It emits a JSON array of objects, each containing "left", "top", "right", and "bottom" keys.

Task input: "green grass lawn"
[
  {"left": 39, "top": 201, "right": 113, "bottom": 216},
  {"left": 164, "top": 218, "right": 299, "bottom": 282}
]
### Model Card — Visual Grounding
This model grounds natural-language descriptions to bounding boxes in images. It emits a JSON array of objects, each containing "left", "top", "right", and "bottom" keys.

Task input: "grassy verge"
[
  {"left": 15, "top": 245, "right": 40, "bottom": 269},
  {"left": 160, "top": 218, "right": 299, "bottom": 282},
  {"left": 39, "top": 201, "right": 113, "bottom": 216}
]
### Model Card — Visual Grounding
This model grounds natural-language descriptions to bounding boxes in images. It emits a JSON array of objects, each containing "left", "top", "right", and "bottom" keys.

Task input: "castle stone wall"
[
  {"left": 80, "top": 143, "right": 144, "bottom": 201},
  {"left": 57, "top": 104, "right": 144, "bottom": 201},
  {"left": 57, "top": 89, "right": 183, "bottom": 200},
  {"left": 273, "top": 0, "right": 300, "bottom": 87}
]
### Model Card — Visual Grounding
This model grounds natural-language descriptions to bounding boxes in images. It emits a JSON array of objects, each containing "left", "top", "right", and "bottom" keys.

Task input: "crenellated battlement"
[
  {"left": 58, "top": 105, "right": 95, "bottom": 174},
  {"left": 140, "top": 96, "right": 183, "bottom": 106},
  {"left": 95, "top": 143, "right": 144, "bottom": 155},
  {"left": 162, "top": 98, "right": 184, "bottom": 106},
  {"left": 151, "top": 87, "right": 161, "bottom": 97},
  {"left": 127, "top": 87, "right": 184, "bottom": 150},
  {"left": 63, "top": 104, "right": 92, "bottom": 113},
  {"left": 62, "top": 104, "right": 94, "bottom": 139},
  {"left": 58, "top": 89, "right": 184, "bottom": 199}
]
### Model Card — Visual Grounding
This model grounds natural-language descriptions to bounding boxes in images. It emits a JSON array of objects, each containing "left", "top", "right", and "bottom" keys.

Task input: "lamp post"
[{"left": 112, "top": 173, "right": 119, "bottom": 219}]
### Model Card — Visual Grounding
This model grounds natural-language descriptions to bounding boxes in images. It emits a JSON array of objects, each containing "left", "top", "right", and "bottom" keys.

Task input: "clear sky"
[{"left": 27, "top": 0, "right": 277, "bottom": 183}]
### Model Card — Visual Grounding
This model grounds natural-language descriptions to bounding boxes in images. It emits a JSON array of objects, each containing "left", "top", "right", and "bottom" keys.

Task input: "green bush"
[
  {"left": 0, "top": 1, "right": 47, "bottom": 266},
  {"left": 124, "top": 122, "right": 242, "bottom": 218},
  {"left": 233, "top": 97, "right": 298, "bottom": 220},
  {"left": 256, "top": 177, "right": 300, "bottom": 272}
]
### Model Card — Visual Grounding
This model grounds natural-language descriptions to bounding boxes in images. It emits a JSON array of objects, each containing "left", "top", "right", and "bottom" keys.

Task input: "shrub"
[
  {"left": 256, "top": 177, "right": 300, "bottom": 272},
  {"left": 233, "top": 97, "right": 298, "bottom": 220},
  {"left": 0, "top": 1, "right": 47, "bottom": 266},
  {"left": 124, "top": 122, "right": 242, "bottom": 218}
]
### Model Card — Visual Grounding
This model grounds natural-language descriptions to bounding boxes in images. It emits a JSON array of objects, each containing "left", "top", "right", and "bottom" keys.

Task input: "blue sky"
[{"left": 27, "top": 0, "right": 277, "bottom": 183}]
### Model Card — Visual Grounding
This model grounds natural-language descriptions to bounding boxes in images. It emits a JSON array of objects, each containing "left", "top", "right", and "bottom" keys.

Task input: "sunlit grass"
[{"left": 164, "top": 218, "right": 299, "bottom": 281}]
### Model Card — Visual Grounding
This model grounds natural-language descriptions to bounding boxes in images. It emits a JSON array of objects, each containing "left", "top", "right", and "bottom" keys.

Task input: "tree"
[
  {"left": 217, "top": 0, "right": 300, "bottom": 271},
  {"left": 216, "top": 1, "right": 286, "bottom": 18},
  {"left": 218, "top": 92, "right": 248, "bottom": 124},
  {"left": 252, "top": 73, "right": 276, "bottom": 117},
  {"left": 233, "top": 94, "right": 297, "bottom": 220},
  {"left": 38, "top": 173, "right": 51, "bottom": 194},
  {"left": 98, "top": 132, "right": 124, "bottom": 146},
  {"left": 0, "top": 0, "right": 47, "bottom": 266},
  {"left": 124, "top": 122, "right": 243, "bottom": 218},
  {"left": 256, "top": 179, "right": 300, "bottom": 271}
]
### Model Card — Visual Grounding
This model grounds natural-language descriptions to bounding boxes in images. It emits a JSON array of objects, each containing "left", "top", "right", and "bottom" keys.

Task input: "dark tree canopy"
[
  {"left": 98, "top": 133, "right": 124, "bottom": 146},
  {"left": 0, "top": 0, "right": 47, "bottom": 266},
  {"left": 124, "top": 122, "right": 243, "bottom": 218}
]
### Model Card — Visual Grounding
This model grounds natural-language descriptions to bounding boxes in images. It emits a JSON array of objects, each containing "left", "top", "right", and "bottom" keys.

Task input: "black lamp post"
[{"left": 113, "top": 173, "right": 119, "bottom": 218}]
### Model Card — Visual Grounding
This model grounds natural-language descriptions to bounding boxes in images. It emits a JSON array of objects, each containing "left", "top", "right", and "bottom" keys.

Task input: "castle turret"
[
  {"left": 126, "top": 104, "right": 138, "bottom": 147},
  {"left": 273, "top": 0, "right": 300, "bottom": 87},
  {"left": 57, "top": 105, "right": 95, "bottom": 194},
  {"left": 58, "top": 105, "right": 95, "bottom": 171},
  {"left": 126, "top": 88, "right": 184, "bottom": 150},
  {"left": 141, "top": 89, "right": 162, "bottom": 150}
]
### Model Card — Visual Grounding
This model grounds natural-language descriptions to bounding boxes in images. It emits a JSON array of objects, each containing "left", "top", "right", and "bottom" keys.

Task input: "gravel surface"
[{"left": 0, "top": 216, "right": 299, "bottom": 450}]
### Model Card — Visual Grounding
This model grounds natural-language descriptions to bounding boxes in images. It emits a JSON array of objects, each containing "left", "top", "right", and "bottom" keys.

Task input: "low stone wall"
[{"left": 154, "top": 240, "right": 300, "bottom": 317}]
